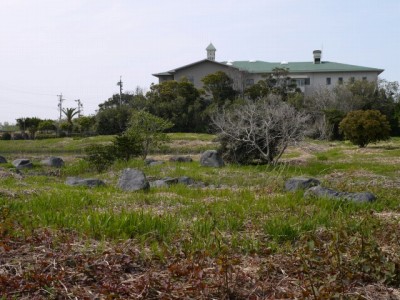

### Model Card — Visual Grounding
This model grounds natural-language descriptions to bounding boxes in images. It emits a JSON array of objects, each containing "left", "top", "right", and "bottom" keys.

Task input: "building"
[{"left": 153, "top": 43, "right": 384, "bottom": 95}]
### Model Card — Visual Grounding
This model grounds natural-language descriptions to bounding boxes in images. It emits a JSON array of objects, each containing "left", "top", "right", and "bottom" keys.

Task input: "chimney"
[{"left": 313, "top": 50, "right": 322, "bottom": 64}]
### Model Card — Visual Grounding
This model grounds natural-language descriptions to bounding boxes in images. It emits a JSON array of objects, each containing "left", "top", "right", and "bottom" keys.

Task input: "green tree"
[
  {"left": 125, "top": 110, "right": 173, "bottom": 159},
  {"left": 75, "top": 116, "right": 96, "bottom": 135},
  {"left": 339, "top": 110, "right": 391, "bottom": 148},
  {"left": 38, "top": 119, "right": 56, "bottom": 133},
  {"left": 95, "top": 106, "right": 132, "bottom": 135},
  {"left": 245, "top": 68, "right": 302, "bottom": 102},
  {"left": 201, "top": 71, "right": 238, "bottom": 107},
  {"left": 146, "top": 79, "right": 209, "bottom": 132},
  {"left": 62, "top": 108, "right": 79, "bottom": 126},
  {"left": 346, "top": 79, "right": 400, "bottom": 135},
  {"left": 16, "top": 117, "right": 42, "bottom": 139}
]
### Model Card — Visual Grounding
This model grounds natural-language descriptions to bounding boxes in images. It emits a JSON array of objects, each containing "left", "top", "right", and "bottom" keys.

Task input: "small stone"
[
  {"left": 0, "top": 155, "right": 7, "bottom": 164},
  {"left": 200, "top": 150, "right": 224, "bottom": 167},
  {"left": 65, "top": 177, "right": 105, "bottom": 187},
  {"left": 118, "top": 168, "right": 149, "bottom": 191},
  {"left": 169, "top": 156, "right": 193, "bottom": 162},
  {"left": 305, "top": 185, "right": 376, "bottom": 203},
  {"left": 41, "top": 156, "right": 64, "bottom": 168},
  {"left": 285, "top": 177, "right": 320, "bottom": 192},
  {"left": 177, "top": 176, "right": 195, "bottom": 185},
  {"left": 12, "top": 159, "right": 33, "bottom": 169}
]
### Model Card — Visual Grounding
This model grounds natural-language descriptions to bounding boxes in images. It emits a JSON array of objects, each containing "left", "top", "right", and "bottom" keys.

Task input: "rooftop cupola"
[
  {"left": 206, "top": 43, "right": 216, "bottom": 61},
  {"left": 313, "top": 50, "right": 322, "bottom": 64}
]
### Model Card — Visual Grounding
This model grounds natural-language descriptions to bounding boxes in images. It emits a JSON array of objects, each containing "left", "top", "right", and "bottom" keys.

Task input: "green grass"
[{"left": 1, "top": 134, "right": 400, "bottom": 257}]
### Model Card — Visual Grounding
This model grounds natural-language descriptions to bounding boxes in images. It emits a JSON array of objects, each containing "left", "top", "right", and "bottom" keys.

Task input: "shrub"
[
  {"left": 0, "top": 132, "right": 12, "bottom": 140},
  {"left": 212, "top": 96, "right": 309, "bottom": 164},
  {"left": 84, "top": 144, "right": 115, "bottom": 172},
  {"left": 113, "top": 133, "right": 143, "bottom": 162},
  {"left": 126, "top": 110, "right": 173, "bottom": 159},
  {"left": 339, "top": 110, "right": 391, "bottom": 147}
]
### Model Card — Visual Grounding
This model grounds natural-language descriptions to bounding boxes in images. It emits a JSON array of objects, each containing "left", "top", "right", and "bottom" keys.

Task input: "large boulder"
[
  {"left": 118, "top": 168, "right": 149, "bottom": 191},
  {"left": 0, "top": 155, "right": 7, "bottom": 164},
  {"left": 12, "top": 159, "right": 33, "bottom": 169},
  {"left": 285, "top": 177, "right": 320, "bottom": 192},
  {"left": 200, "top": 150, "right": 224, "bottom": 167},
  {"left": 169, "top": 156, "right": 193, "bottom": 163},
  {"left": 65, "top": 177, "right": 105, "bottom": 187},
  {"left": 305, "top": 185, "right": 376, "bottom": 203},
  {"left": 41, "top": 156, "right": 64, "bottom": 168}
]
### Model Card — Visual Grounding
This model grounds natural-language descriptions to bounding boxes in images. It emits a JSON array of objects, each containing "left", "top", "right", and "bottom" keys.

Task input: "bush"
[
  {"left": 0, "top": 132, "right": 12, "bottom": 140},
  {"left": 126, "top": 110, "right": 173, "bottom": 159},
  {"left": 113, "top": 134, "right": 143, "bottom": 162},
  {"left": 212, "top": 97, "right": 309, "bottom": 164},
  {"left": 84, "top": 144, "right": 115, "bottom": 172},
  {"left": 339, "top": 110, "right": 391, "bottom": 147}
]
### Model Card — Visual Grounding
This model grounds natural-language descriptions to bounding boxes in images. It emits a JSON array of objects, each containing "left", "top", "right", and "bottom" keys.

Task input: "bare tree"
[{"left": 212, "top": 96, "right": 309, "bottom": 164}]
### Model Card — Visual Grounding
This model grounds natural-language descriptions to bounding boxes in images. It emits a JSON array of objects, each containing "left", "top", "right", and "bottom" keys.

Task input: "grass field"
[{"left": 1, "top": 134, "right": 400, "bottom": 298}]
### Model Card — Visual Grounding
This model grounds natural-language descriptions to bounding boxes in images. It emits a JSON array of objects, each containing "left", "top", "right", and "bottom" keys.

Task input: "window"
[
  {"left": 350, "top": 77, "right": 355, "bottom": 83},
  {"left": 305, "top": 78, "right": 310, "bottom": 85},
  {"left": 362, "top": 77, "right": 367, "bottom": 81},
  {"left": 187, "top": 76, "right": 194, "bottom": 84},
  {"left": 326, "top": 77, "right": 331, "bottom": 85},
  {"left": 338, "top": 77, "right": 343, "bottom": 85},
  {"left": 246, "top": 78, "right": 254, "bottom": 86},
  {"left": 296, "top": 79, "right": 306, "bottom": 86}
]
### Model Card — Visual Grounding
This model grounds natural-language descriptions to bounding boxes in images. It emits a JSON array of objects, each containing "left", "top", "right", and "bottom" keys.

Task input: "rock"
[
  {"left": 285, "top": 177, "right": 320, "bottom": 192},
  {"left": 149, "top": 161, "right": 164, "bottom": 166},
  {"left": 188, "top": 182, "right": 207, "bottom": 188},
  {"left": 118, "top": 168, "right": 149, "bottom": 191},
  {"left": 150, "top": 180, "right": 169, "bottom": 188},
  {"left": 169, "top": 156, "right": 193, "bottom": 163},
  {"left": 149, "top": 176, "right": 200, "bottom": 188},
  {"left": 144, "top": 158, "right": 157, "bottom": 165},
  {"left": 177, "top": 176, "right": 195, "bottom": 185},
  {"left": 305, "top": 185, "right": 376, "bottom": 203},
  {"left": 41, "top": 156, "right": 64, "bottom": 168},
  {"left": 0, "top": 155, "right": 7, "bottom": 163},
  {"left": 200, "top": 150, "right": 224, "bottom": 167},
  {"left": 12, "top": 159, "right": 33, "bottom": 169},
  {"left": 65, "top": 177, "right": 105, "bottom": 187},
  {"left": 145, "top": 158, "right": 165, "bottom": 166},
  {"left": 150, "top": 177, "right": 178, "bottom": 188}
]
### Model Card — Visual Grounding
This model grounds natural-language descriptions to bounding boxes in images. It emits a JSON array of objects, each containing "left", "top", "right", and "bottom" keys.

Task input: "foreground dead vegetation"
[{"left": 2, "top": 137, "right": 400, "bottom": 299}]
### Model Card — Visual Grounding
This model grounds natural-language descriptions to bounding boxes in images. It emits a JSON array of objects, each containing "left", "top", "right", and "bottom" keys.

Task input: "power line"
[{"left": 0, "top": 84, "right": 57, "bottom": 97}]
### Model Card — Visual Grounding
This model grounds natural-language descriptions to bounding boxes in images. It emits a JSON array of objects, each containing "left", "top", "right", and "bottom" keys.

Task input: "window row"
[{"left": 326, "top": 76, "right": 368, "bottom": 85}]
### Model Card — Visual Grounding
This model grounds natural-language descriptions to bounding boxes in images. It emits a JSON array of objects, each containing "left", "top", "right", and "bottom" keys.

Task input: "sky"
[{"left": 0, "top": 0, "right": 399, "bottom": 124}]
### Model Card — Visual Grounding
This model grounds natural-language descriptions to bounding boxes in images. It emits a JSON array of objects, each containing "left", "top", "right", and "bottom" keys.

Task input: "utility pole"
[
  {"left": 117, "top": 76, "right": 123, "bottom": 106},
  {"left": 75, "top": 99, "right": 83, "bottom": 117},
  {"left": 57, "top": 93, "right": 65, "bottom": 137},
  {"left": 57, "top": 94, "right": 65, "bottom": 123}
]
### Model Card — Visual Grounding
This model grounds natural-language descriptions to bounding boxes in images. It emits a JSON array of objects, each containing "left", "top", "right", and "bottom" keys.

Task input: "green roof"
[
  {"left": 206, "top": 43, "right": 216, "bottom": 51},
  {"left": 223, "top": 61, "right": 383, "bottom": 74}
]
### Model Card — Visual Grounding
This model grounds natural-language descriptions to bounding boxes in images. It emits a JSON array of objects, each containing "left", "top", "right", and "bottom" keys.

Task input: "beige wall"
[
  {"left": 173, "top": 61, "right": 243, "bottom": 90},
  {"left": 246, "top": 71, "right": 380, "bottom": 95},
  {"left": 157, "top": 62, "right": 381, "bottom": 97}
]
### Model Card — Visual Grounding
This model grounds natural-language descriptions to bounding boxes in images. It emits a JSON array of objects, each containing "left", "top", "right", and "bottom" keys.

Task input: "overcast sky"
[{"left": 0, "top": 0, "right": 399, "bottom": 124}]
